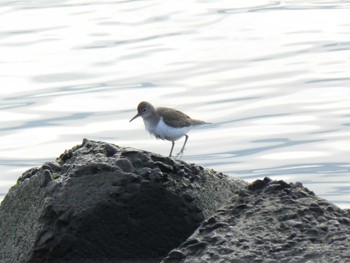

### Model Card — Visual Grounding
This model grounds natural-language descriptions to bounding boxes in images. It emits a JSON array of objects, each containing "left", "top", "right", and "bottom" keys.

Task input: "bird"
[{"left": 130, "top": 101, "right": 210, "bottom": 157}]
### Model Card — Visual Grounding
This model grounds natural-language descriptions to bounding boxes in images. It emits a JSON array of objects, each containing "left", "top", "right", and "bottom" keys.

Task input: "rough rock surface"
[
  {"left": 163, "top": 177, "right": 350, "bottom": 263},
  {"left": 0, "top": 139, "right": 246, "bottom": 263}
]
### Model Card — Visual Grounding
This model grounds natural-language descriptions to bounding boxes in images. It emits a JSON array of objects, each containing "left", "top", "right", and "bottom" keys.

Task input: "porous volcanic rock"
[
  {"left": 163, "top": 177, "right": 350, "bottom": 263},
  {"left": 0, "top": 139, "right": 246, "bottom": 263}
]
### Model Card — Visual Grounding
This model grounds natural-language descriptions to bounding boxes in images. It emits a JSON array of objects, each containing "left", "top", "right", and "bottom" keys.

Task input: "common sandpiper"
[{"left": 130, "top": 101, "right": 209, "bottom": 157}]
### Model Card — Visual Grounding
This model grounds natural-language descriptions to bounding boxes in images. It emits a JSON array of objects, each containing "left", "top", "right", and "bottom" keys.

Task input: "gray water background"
[{"left": 1, "top": 0, "right": 350, "bottom": 207}]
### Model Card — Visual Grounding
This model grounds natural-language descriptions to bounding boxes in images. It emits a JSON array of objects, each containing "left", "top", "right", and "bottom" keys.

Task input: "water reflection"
[
  {"left": 230, "top": 163, "right": 350, "bottom": 178},
  {"left": 0, "top": 0, "right": 350, "bottom": 207}
]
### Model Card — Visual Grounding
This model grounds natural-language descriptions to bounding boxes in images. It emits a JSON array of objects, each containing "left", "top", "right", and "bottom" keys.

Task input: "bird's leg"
[
  {"left": 169, "top": 141, "right": 175, "bottom": 157},
  {"left": 176, "top": 135, "right": 188, "bottom": 157}
]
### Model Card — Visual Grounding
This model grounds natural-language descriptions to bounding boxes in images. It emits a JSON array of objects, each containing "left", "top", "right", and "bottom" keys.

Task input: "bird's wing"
[{"left": 157, "top": 107, "right": 194, "bottom": 127}]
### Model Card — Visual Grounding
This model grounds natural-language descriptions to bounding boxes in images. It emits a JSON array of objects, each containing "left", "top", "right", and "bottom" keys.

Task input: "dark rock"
[
  {"left": 152, "top": 161, "right": 174, "bottom": 173},
  {"left": 0, "top": 139, "right": 246, "bottom": 263},
  {"left": 3, "top": 140, "right": 350, "bottom": 263},
  {"left": 247, "top": 178, "right": 266, "bottom": 191},
  {"left": 41, "top": 161, "right": 62, "bottom": 172},
  {"left": 18, "top": 167, "right": 40, "bottom": 182},
  {"left": 116, "top": 158, "right": 135, "bottom": 173},
  {"left": 163, "top": 178, "right": 350, "bottom": 263},
  {"left": 40, "top": 169, "right": 52, "bottom": 187},
  {"left": 166, "top": 250, "right": 185, "bottom": 261}
]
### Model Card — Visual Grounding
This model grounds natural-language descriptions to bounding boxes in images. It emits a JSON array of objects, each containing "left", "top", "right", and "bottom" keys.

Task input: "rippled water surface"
[{"left": 1, "top": 0, "right": 350, "bottom": 207}]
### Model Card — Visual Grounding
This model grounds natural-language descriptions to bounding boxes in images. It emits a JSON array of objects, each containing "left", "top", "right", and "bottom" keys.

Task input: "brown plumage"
[
  {"left": 130, "top": 101, "right": 210, "bottom": 157},
  {"left": 156, "top": 107, "right": 206, "bottom": 128}
]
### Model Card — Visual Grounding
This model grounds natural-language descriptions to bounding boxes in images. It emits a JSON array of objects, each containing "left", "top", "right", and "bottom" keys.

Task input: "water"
[{"left": 1, "top": 0, "right": 350, "bottom": 208}]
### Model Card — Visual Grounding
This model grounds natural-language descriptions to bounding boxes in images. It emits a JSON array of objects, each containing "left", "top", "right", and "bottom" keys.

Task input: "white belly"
[{"left": 147, "top": 118, "right": 192, "bottom": 141}]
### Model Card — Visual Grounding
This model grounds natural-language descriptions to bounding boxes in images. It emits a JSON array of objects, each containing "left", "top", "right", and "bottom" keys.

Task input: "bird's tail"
[{"left": 193, "top": 120, "right": 212, "bottom": 126}]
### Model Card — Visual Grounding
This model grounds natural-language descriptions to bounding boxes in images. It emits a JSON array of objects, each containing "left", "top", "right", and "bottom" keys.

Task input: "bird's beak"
[{"left": 129, "top": 112, "right": 140, "bottom": 122}]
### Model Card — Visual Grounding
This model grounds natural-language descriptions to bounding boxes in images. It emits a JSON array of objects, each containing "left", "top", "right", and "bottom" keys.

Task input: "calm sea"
[{"left": 1, "top": 0, "right": 350, "bottom": 207}]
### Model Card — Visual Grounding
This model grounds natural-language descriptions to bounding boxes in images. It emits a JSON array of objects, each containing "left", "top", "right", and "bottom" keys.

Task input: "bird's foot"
[{"left": 175, "top": 151, "right": 184, "bottom": 158}]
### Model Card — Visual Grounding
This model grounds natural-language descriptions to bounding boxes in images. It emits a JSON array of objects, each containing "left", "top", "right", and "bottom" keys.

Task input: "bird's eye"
[{"left": 141, "top": 108, "right": 147, "bottom": 113}]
